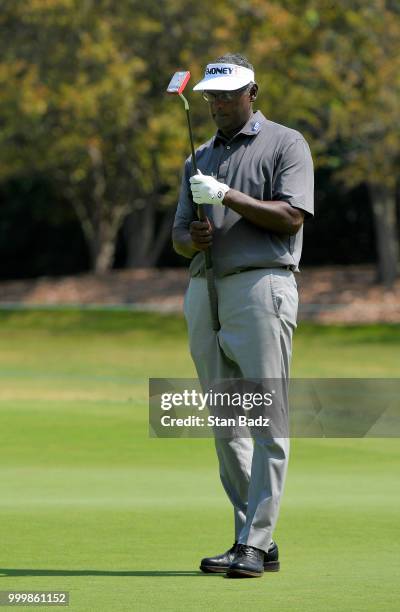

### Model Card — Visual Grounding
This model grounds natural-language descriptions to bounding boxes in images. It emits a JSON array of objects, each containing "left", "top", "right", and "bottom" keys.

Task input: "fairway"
[{"left": 0, "top": 310, "right": 399, "bottom": 611}]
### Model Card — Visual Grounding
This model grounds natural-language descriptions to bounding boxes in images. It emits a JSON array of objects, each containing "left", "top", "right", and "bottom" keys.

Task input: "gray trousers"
[{"left": 183, "top": 268, "right": 298, "bottom": 553}]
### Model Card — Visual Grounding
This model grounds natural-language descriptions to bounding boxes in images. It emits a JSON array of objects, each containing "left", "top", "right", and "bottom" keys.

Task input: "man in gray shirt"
[{"left": 173, "top": 53, "right": 314, "bottom": 578}]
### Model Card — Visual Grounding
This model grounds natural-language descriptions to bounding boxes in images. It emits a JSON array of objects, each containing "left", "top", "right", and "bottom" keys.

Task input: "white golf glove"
[{"left": 189, "top": 171, "right": 230, "bottom": 205}]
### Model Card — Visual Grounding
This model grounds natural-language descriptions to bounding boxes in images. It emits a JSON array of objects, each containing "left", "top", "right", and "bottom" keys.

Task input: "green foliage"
[
  {"left": 223, "top": 0, "right": 400, "bottom": 187},
  {"left": 0, "top": 0, "right": 399, "bottom": 271}
]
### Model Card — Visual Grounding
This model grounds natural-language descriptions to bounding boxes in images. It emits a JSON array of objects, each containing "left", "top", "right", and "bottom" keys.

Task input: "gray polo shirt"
[{"left": 173, "top": 110, "right": 314, "bottom": 277}]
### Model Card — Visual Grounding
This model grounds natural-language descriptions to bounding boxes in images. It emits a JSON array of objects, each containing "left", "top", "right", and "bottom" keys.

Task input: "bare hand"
[{"left": 189, "top": 218, "right": 213, "bottom": 251}]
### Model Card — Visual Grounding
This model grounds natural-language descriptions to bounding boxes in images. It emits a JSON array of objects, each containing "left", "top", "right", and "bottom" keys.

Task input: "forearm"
[
  {"left": 172, "top": 228, "right": 198, "bottom": 259},
  {"left": 223, "top": 188, "right": 303, "bottom": 235}
]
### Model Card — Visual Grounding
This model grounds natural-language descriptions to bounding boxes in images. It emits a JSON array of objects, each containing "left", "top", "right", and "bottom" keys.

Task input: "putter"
[{"left": 167, "top": 71, "right": 220, "bottom": 331}]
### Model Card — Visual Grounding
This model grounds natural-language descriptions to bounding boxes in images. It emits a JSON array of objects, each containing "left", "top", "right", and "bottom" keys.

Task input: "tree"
[
  {"left": 0, "top": 0, "right": 235, "bottom": 271},
  {"left": 234, "top": 0, "right": 400, "bottom": 284},
  {"left": 1, "top": 1, "right": 149, "bottom": 272},
  {"left": 321, "top": 2, "right": 400, "bottom": 285},
  {"left": 1, "top": 0, "right": 399, "bottom": 277}
]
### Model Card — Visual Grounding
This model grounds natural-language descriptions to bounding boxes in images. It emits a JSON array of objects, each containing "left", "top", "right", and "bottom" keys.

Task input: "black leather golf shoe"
[
  {"left": 200, "top": 540, "right": 279, "bottom": 574},
  {"left": 200, "top": 542, "right": 239, "bottom": 573},
  {"left": 227, "top": 544, "right": 265, "bottom": 578},
  {"left": 264, "top": 540, "right": 280, "bottom": 572}
]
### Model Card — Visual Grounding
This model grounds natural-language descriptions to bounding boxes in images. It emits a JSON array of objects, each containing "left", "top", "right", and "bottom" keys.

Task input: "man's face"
[{"left": 203, "top": 84, "right": 257, "bottom": 136}]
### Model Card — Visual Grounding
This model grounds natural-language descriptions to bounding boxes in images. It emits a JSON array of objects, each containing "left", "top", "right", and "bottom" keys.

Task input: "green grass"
[{"left": 0, "top": 310, "right": 399, "bottom": 611}]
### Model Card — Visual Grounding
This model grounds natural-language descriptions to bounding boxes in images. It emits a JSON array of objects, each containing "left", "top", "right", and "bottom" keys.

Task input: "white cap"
[{"left": 193, "top": 63, "right": 255, "bottom": 91}]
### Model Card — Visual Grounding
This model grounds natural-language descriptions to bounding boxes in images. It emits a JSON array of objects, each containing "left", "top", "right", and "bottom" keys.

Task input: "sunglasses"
[{"left": 202, "top": 84, "right": 251, "bottom": 103}]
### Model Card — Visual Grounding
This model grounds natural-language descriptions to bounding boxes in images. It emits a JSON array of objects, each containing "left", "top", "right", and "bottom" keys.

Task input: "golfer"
[{"left": 172, "top": 53, "right": 314, "bottom": 578}]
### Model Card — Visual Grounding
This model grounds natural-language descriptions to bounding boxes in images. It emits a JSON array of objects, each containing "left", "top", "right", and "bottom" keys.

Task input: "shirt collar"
[{"left": 214, "top": 110, "right": 266, "bottom": 146}]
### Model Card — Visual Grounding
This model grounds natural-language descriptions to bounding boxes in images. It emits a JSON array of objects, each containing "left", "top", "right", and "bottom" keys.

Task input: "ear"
[{"left": 249, "top": 83, "right": 258, "bottom": 102}]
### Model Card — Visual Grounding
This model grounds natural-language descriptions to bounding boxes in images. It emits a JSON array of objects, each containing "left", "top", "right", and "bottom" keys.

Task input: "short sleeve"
[
  {"left": 273, "top": 138, "right": 314, "bottom": 216},
  {"left": 173, "top": 159, "right": 197, "bottom": 231}
]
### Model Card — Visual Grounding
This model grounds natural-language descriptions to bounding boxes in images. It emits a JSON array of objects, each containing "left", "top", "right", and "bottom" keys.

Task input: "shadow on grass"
[{"left": 0, "top": 569, "right": 209, "bottom": 577}]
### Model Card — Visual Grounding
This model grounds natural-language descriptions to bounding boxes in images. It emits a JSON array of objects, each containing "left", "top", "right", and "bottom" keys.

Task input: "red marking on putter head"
[{"left": 166, "top": 71, "right": 191, "bottom": 95}]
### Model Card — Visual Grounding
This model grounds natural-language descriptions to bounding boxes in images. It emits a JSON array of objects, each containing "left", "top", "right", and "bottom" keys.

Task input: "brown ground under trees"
[{"left": 0, "top": 266, "right": 399, "bottom": 323}]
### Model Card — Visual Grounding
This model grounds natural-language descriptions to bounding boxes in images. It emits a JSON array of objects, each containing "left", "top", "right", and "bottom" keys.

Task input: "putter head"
[{"left": 166, "top": 71, "right": 191, "bottom": 95}]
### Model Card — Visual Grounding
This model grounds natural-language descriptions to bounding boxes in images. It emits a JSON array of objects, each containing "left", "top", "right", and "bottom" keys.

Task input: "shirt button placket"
[{"left": 217, "top": 143, "right": 232, "bottom": 181}]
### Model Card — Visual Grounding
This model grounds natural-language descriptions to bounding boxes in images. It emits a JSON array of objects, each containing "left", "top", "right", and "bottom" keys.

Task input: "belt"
[{"left": 232, "top": 265, "right": 294, "bottom": 274}]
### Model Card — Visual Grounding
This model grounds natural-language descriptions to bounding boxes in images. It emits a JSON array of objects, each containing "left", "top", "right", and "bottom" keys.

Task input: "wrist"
[
  {"left": 216, "top": 182, "right": 230, "bottom": 205},
  {"left": 172, "top": 231, "right": 199, "bottom": 258},
  {"left": 222, "top": 187, "right": 233, "bottom": 206}
]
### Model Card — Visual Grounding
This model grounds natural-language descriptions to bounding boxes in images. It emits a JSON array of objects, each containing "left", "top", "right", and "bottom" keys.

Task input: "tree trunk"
[
  {"left": 148, "top": 208, "right": 175, "bottom": 266},
  {"left": 93, "top": 234, "right": 117, "bottom": 274},
  {"left": 85, "top": 219, "right": 116, "bottom": 274},
  {"left": 369, "top": 183, "right": 399, "bottom": 286},
  {"left": 124, "top": 201, "right": 156, "bottom": 268}
]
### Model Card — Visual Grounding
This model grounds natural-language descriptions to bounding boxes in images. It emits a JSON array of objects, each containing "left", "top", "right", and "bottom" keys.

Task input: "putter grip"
[{"left": 196, "top": 207, "right": 220, "bottom": 331}]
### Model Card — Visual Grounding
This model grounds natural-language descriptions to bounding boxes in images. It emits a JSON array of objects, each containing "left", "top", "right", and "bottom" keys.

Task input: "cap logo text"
[{"left": 205, "top": 66, "right": 233, "bottom": 76}]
